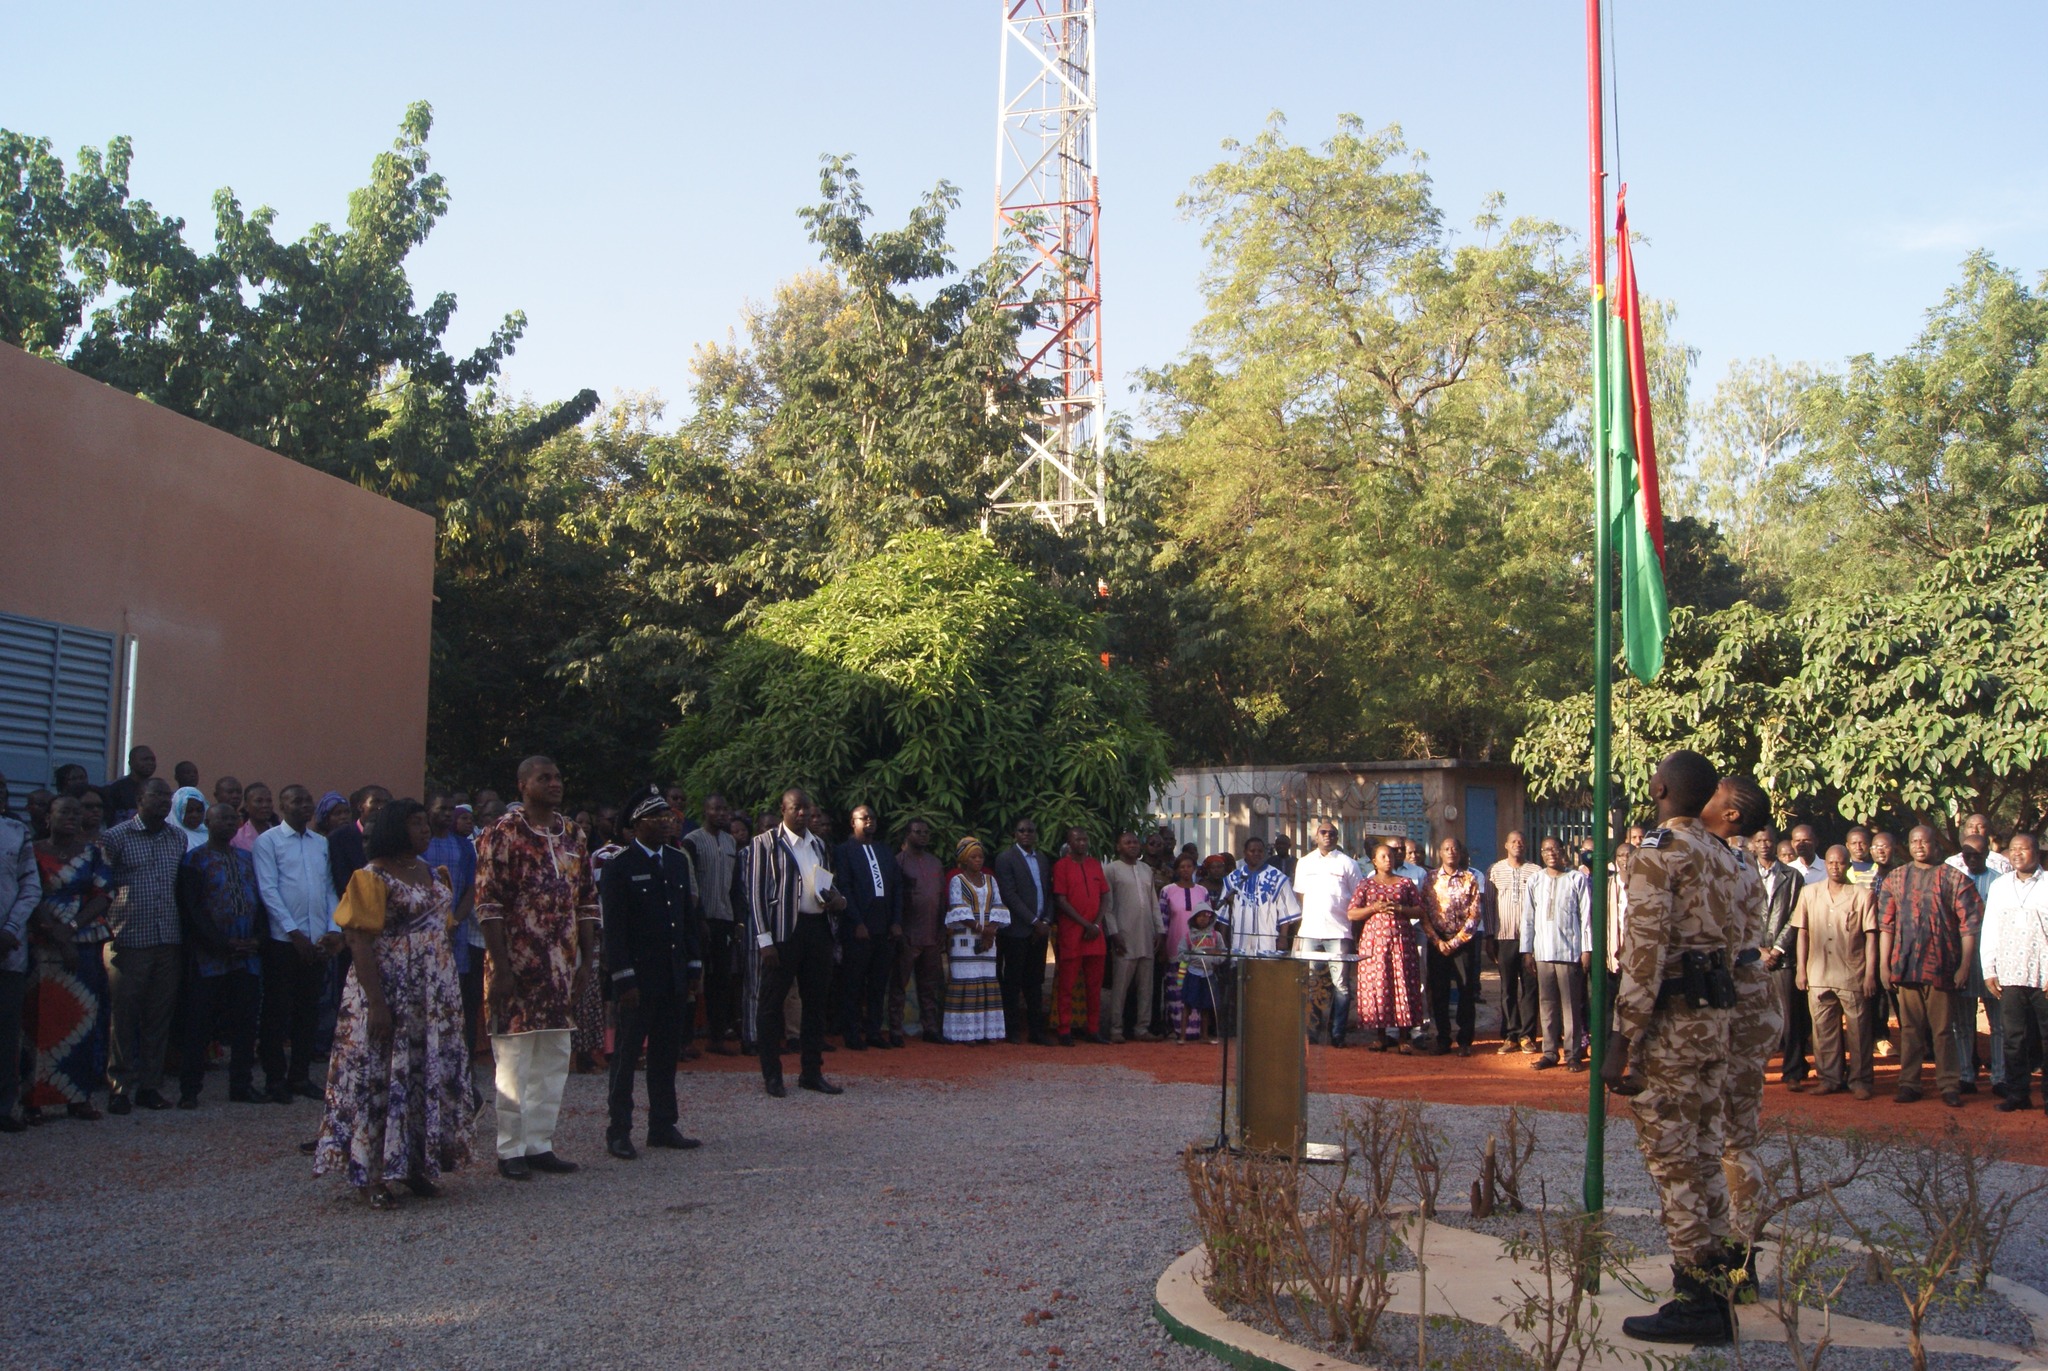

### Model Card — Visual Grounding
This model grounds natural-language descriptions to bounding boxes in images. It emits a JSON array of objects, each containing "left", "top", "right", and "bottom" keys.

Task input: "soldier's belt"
[{"left": 1654, "top": 948, "right": 1740, "bottom": 1010}]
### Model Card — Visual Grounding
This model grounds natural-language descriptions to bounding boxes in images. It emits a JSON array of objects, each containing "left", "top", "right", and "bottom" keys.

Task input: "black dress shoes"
[
  {"left": 525, "top": 1151, "right": 579, "bottom": 1173},
  {"left": 498, "top": 1157, "right": 533, "bottom": 1180},
  {"left": 107, "top": 1094, "right": 134, "bottom": 1116},
  {"left": 764, "top": 1079, "right": 788, "bottom": 1098},
  {"left": 797, "top": 1075, "right": 843, "bottom": 1095},
  {"left": 646, "top": 1126, "right": 701, "bottom": 1150},
  {"left": 607, "top": 1136, "right": 639, "bottom": 1161},
  {"left": 135, "top": 1089, "right": 172, "bottom": 1111}
]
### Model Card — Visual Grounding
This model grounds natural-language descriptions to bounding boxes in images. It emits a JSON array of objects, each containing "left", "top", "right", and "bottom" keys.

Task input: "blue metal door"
[
  {"left": 0, "top": 611, "right": 117, "bottom": 790},
  {"left": 1464, "top": 785, "right": 1499, "bottom": 865}
]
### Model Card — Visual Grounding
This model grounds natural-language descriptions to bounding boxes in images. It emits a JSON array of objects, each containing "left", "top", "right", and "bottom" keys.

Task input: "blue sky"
[{"left": 11, "top": 2, "right": 2046, "bottom": 438}]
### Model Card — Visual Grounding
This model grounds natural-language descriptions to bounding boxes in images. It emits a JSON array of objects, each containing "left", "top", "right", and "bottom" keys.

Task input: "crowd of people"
[{"left": 1, "top": 741, "right": 2041, "bottom": 1221}]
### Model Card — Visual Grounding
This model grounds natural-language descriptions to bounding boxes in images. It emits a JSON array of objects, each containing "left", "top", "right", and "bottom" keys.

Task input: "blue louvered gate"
[{"left": 0, "top": 612, "right": 118, "bottom": 791}]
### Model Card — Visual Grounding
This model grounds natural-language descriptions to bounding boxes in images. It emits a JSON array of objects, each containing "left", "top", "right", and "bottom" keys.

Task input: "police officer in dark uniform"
[{"left": 598, "top": 788, "right": 703, "bottom": 1160}]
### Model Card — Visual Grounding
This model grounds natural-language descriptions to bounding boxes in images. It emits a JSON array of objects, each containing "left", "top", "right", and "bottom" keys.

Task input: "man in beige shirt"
[
  {"left": 1793, "top": 845, "right": 1879, "bottom": 1099},
  {"left": 1103, "top": 832, "right": 1160, "bottom": 1043}
]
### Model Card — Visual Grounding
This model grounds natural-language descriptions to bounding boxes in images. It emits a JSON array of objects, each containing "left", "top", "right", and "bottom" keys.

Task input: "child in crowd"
[
  {"left": 1176, "top": 904, "right": 1226, "bottom": 1042},
  {"left": 1159, "top": 853, "right": 1211, "bottom": 1041}
]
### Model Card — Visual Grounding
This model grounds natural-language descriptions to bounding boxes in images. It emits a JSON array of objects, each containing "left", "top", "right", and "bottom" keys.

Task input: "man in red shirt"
[{"left": 1052, "top": 826, "right": 1110, "bottom": 1046}]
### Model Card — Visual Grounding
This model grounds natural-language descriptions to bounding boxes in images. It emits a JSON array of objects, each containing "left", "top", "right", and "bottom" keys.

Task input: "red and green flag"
[{"left": 1607, "top": 186, "right": 1668, "bottom": 682}]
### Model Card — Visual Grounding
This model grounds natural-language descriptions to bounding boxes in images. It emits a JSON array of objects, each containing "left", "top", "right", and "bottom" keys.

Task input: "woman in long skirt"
[
  {"left": 1350, "top": 842, "right": 1425, "bottom": 1052},
  {"left": 316, "top": 799, "right": 475, "bottom": 1208},
  {"left": 942, "top": 837, "right": 1009, "bottom": 1043},
  {"left": 25, "top": 795, "right": 116, "bottom": 1121}
]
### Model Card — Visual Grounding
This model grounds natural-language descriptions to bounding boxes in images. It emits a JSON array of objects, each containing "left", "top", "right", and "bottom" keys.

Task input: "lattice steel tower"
[{"left": 988, "top": 0, "right": 1105, "bottom": 529}]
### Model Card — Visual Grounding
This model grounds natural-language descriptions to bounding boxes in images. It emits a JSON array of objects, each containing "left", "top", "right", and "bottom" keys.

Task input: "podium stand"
[{"left": 1215, "top": 954, "right": 1347, "bottom": 1163}]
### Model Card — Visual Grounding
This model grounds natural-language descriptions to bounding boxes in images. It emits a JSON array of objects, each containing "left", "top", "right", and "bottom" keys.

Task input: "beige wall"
[{"left": 0, "top": 344, "right": 435, "bottom": 799}]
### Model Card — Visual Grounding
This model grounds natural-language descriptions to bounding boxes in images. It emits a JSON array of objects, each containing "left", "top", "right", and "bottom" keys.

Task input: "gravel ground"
[
  {"left": 1, "top": 1065, "right": 1218, "bottom": 1371},
  {"left": 5, "top": 1065, "right": 2044, "bottom": 1370}
]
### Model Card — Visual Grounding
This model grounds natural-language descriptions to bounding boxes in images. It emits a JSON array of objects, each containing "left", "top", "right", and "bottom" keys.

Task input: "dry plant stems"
[
  {"left": 1495, "top": 1180, "right": 1643, "bottom": 1371},
  {"left": 1733, "top": 1116, "right": 1878, "bottom": 1371},
  {"left": 1822, "top": 1122, "right": 1985, "bottom": 1371},
  {"left": 1758, "top": 1196, "right": 1855, "bottom": 1371},
  {"left": 1946, "top": 1123, "right": 2048, "bottom": 1289},
  {"left": 1406, "top": 1100, "right": 1445, "bottom": 1219},
  {"left": 1181, "top": 1102, "right": 1416, "bottom": 1358},
  {"left": 1472, "top": 1135, "right": 1500, "bottom": 1220},
  {"left": 1401, "top": 1101, "right": 1448, "bottom": 1371},
  {"left": 1748, "top": 1114, "right": 1880, "bottom": 1250},
  {"left": 1495, "top": 1104, "right": 1538, "bottom": 1213},
  {"left": 1181, "top": 1145, "right": 1299, "bottom": 1324}
]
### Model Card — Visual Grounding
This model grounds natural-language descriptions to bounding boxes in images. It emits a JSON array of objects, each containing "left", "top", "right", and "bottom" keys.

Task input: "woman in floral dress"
[
  {"left": 25, "top": 795, "right": 116, "bottom": 1120},
  {"left": 316, "top": 799, "right": 475, "bottom": 1208},
  {"left": 1350, "top": 841, "right": 1424, "bottom": 1052}
]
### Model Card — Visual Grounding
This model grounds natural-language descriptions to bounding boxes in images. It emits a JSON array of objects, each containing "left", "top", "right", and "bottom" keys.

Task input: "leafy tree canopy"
[
  {"left": 658, "top": 530, "right": 1171, "bottom": 850},
  {"left": 1132, "top": 115, "right": 1691, "bottom": 765},
  {"left": 1513, "top": 505, "right": 2048, "bottom": 837}
]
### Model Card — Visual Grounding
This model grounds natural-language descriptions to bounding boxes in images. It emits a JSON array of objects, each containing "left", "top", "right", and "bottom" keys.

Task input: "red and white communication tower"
[{"left": 988, "top": 0, "right": 1105, "bottom": 529}]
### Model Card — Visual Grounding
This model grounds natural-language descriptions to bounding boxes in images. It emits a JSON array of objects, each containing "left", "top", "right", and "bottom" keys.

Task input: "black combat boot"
[{"left": 1620, "top": 1263, "right": 1735, "bottom": 1345}]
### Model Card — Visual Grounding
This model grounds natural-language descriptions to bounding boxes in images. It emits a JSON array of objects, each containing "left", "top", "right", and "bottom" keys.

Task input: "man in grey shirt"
[
  {"left": 682, "top": 792, "right": 741, "bottom": 1054},
  {"left": 100, "top": 777, "right": 186, "bottom": 1113}
]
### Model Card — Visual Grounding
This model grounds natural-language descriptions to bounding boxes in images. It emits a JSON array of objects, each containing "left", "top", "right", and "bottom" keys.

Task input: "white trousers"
[{"left": 492, "top": 1028, "right": 572, "bottom": 1160}]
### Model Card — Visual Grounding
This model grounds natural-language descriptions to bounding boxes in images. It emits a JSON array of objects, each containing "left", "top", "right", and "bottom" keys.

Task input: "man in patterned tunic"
[{"left": 475, "top": 756, "right": 600, "bottom": 1180}]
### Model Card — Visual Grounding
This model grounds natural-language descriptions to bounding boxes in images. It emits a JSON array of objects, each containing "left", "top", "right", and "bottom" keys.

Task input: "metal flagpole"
[{"left": 1583, "top": 0, "right": 1614, "bottom": 1222}]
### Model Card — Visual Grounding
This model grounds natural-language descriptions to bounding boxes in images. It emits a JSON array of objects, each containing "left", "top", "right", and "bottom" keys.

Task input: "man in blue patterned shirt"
[{"left": 175, "top": 804, "right": 266, "bottom": 1108}]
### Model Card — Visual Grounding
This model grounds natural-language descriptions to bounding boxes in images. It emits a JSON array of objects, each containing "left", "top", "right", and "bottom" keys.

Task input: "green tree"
[
  {"left": 1139, "top": 115, "right": 1613, "bottom": 764},
  {"left": 1672, "top": 355, "right": 1820, "bottom": 602},
  {"left": 1793, "top": 253, "right": 2048, "bottom": 593},
  {"left": 1, "top": 104, "right": 593, "bottom": 533},
  {"left": 1512, "top": 505, "right": 2048, "bottom": 835},
  {"left": 658, "top": 530, "right": 1170, "bottom": 847},
  {"left": 759, "top": 155, "right": 1043, "bottom": 577}
]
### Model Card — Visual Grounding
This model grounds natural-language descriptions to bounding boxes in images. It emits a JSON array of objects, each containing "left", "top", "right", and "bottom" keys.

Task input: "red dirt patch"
[{"left": 675, "top": 1033, "right": 2048, "bottom": 1165}]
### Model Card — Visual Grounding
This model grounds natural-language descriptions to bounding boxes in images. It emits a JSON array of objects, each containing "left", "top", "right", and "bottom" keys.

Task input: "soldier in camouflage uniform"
[
  {"left": 1604, "top": 750, "right": 1743, "bottom": 1346},
  {"left": 1702, "top": 775, "right": 1777, "bottom": 1302}
]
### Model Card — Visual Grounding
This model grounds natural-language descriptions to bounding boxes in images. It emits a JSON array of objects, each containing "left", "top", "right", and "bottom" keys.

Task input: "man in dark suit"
[
  {"left": 598, "top": 789, "right": 703, "bottom": 1159},
  {"left": 994, "top": 817, "right": 1057, "bottom": 1045},
  {"left": 834, "top": 804, "right": 901, "bottom": 1050},
  {"left": 1751, "top": 828, "right": 1809, "bottom": 1086},
  {"left": 742, "top": 788, "right": 846, "bottom": 1097}
]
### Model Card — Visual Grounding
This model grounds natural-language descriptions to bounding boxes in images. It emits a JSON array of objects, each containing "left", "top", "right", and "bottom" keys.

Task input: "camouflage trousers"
[
  {"left": 1629, "top": 1002, "right": 1733, "bottom": 1266},
  {"left": 1723, "top": 965, "right": 1782, "bottom": 1242}
]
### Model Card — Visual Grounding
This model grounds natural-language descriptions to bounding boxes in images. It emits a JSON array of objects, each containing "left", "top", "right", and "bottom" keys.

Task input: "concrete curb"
[
  {"left": 1153, "top": 1212, "right": 2048, "bottom": 1371},
  {"left": 1152, "top": 1245, "right": 1373, "bottom": 1371}
]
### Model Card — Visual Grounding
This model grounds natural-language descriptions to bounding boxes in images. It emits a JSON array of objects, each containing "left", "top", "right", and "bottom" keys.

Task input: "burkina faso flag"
[{"left": 1608, "top": 186, "right": 1668, "bottom": 682}]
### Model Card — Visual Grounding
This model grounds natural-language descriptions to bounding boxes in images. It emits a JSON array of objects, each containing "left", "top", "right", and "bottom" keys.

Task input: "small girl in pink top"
[{"left": 1159, "top": 854, "right": 1212, "bottom": 1041}]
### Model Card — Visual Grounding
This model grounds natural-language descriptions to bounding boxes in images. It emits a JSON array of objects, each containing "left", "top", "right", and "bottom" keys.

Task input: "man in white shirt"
[
  {"left": 1786, "top": 825, "right": 1829, "bottom": 886},
  {"left": 1293, "top": 820, "right": 1363, "bottom": 1047},
  {"left": 1520, "top": 837, "right": 1589, "bottom": 1070},
  {"left": 1488, "top": 831, "right": 1538, "bottom": 1053},
  {"left": 252, "top": 784, "right": 340, "bottom": 1105},
  {"left": 1981, "top": 833, "right": 2047, "bottom": 1111},
  {"left": 1948, "top": 812, "right": 2015, "bottom": 877}
]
